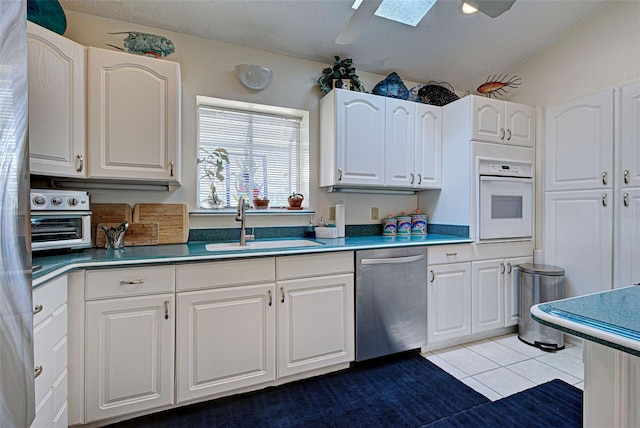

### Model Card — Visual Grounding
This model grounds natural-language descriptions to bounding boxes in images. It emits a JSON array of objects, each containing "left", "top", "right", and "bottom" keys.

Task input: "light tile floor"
[{"left": 421, "top": 333, "right": 584, "bottom": 401}]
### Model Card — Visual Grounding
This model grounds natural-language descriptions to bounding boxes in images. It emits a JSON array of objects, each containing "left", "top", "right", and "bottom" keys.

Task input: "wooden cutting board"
[
  {"left": 132, "top": 203, "right": 189, "bottom": 244},
  {"left": 95, "top": 222, "right": 160, "bottom": 248},
  {"left": 91, "top": 203, "right": 133, "bottom": 246}
]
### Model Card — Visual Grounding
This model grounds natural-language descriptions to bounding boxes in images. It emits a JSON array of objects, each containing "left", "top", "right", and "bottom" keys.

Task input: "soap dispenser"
[{"left": 304, "top": 216, "right": 316, "bottom": 238}]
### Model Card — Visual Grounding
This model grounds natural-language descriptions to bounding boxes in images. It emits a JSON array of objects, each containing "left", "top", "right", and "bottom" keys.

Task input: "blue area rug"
[
  {"left": 425, "top": 379, "right": 583, "bottom": 428},
  {"left": 109, "top": 352, "right": 490, "bottom": 427},
  {"left": 109, "top": 353, "right": 583, "bottom": 428}
]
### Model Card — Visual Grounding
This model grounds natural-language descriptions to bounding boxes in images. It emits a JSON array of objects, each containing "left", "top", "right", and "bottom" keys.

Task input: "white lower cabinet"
[
  {"left": 84, "top": 266, "right": 176, "bottom": 422},
  {"left": 427, "top": 262, "right": 472, "bottom": 344},
  {"left": 277, "top": 274, "right": 354, "bottom": 378},
  {"left": 31, "top": 275, "right": 68, "bottom": 428},
  {"left": 471, "top": 256, "right": 532, "bottom": 333},
  {"left": 176, "top": 284, "right": 276, "bottom": 402}
]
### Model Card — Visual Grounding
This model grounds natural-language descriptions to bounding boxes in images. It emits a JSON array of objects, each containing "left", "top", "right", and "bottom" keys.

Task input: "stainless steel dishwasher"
[{"left": 355, "top": 247, "right": 427, "bottom": 361}]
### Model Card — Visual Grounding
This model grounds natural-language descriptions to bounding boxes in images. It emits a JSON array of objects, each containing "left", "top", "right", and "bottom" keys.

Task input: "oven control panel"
[
  {"left": 30, "top": 189, "right": 90, "bottom": 211},
  {"left": 478, "top": 160, "right": 533, "bottom": 178}
]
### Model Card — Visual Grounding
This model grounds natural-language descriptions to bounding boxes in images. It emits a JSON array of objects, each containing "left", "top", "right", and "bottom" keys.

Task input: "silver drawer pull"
[
  {"left": 624, "top": 169, "right": 629, "bottom": 184},
  {"left": 33, "top": 304, "right": 43, "bottom": 315},
  {"left": 120, "top": 279, "right": 144, "bottom": 285},
  {"left": 602, "top": 171, "right": 608, "bottom": 185},
  {"left": 429, "top": 270, "right": 435, "bottom": 283},
  {"left": 34, "top": 366, "right": 43, "bottom": 379},
  {"left": 602, "top": 193, "right": 607, "bottom": 207},
  {"left": 268, "top": 290, "right": 273, "bottom": 307},
  {"left": 624, "top": 193, "right": 629, "bottom": 207},
  {"left": 446, "top": 252, "right": 458, "bottom": 256}
]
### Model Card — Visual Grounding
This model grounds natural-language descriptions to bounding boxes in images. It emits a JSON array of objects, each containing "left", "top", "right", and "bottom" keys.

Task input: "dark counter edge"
[
  {"left": 32, "top": 234, "right": 473, "bottom": 288},
  {"left": 531, "top": 312, "right": 640, "bottom": 358}
]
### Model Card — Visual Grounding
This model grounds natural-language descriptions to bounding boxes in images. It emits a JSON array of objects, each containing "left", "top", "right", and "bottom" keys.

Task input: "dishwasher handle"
[{"left": 360, "top": 254, "right": 425, "bottom": 265}]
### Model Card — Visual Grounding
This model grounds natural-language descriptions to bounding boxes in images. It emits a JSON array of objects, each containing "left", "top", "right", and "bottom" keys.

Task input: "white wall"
[
  {"left": 63, "top": 10, "right": 420, "bottom": 230},
  {"left": 507, "top": 1, "right": 640, "bottom": 248}
]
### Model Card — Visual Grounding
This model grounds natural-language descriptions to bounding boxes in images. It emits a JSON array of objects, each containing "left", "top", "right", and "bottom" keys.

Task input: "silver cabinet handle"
[
  {"left": 280, "top": 287, "right": 285, "bottom": 303},
  {"left": 418, "top": 174, "right": 422, "bottom": 185},
  {"left": 170, "top": 161, "right": 175, "bottom": 177},
  {"left": 33, "top": 304, "right": 43, "bottom": 315},
  {"left": 500, "top": 128, "right": 505, "bottom": 140},
  {"left": 506, "top": 129, "right": 512, "bottom": 141},
  {"left": 268, "top": 290, "right": 272, "bottom": 307},
  {"left": 500, "top": 262, "right": 505, "bottom": 274},
  {"left": 410, "top": 173, "right": 415, "bottom": 185},
  {"left": 624, "top": 193, "right": 629, "bottom": 207},
  {"left": 337, "top": 168, "right": 342, "bottom": 181},
  {"left": 429, "top": 270, "right": 435, "bottom": 283},
  {"left": 34, "top": 366, "right": 43, "bottom": 379},
  {"left": 602, "top": 193, "right": 607, "bottom": 207},
  {"left": 120, "top": 279, "right": 144, "bottom": 285},
  {"left": 624, "top": 169, "right": 630, "bottom": 184},
  {"left": 507, "top": 263, "right": 512, "bottom": 274},
  {"left": 76, "top": 154, "right": 84, "bottom": 172},
  {"left": 164, "top": 301, "right": 170, "bottom": 320},
  {"left": 602, "top": 171, "right": 608, "bottom": 185}
]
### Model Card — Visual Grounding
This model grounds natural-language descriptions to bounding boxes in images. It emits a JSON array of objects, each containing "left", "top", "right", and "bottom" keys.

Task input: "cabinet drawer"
[
  {"left": 33, "top": 317, "right": 53, "bottom": 406},
  {"left": 85, "top": 266, "right": 175, "bottom": 300},
  {"left": 33, "top": 276, "right": 67, "bottom": 327},
  {"left": 428, "top": 244, "right": 472, "bottom": 265},
  {"left": 176, "top": 258, "right": 275, "bottom": 292},
  {"left": 277, "top": 251, "right": 354, "bottom": 280}
]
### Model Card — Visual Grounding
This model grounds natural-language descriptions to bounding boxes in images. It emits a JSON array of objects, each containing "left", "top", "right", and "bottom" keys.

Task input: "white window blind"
[{"left": 197, "top": 97, "right": 309, "bottom": 209}]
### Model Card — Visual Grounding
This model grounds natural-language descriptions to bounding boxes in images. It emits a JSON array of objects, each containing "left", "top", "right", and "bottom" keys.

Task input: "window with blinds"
[{"left": 197, "top": 96, "right": 309, "bottom": 209}]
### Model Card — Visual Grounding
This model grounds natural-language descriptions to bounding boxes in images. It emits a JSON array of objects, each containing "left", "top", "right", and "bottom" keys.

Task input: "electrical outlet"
[
  {"left": 329, "top": 206, "right": 336, "bottom": 221},
  {"left": 371, "top": 207, "right": 379, "bottom": 220}
]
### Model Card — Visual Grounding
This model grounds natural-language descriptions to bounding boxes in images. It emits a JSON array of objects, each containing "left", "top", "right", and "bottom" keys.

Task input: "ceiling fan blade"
[
  {"left": 335, "top": 0, "right": 383, "bottom": 45},
  {"left": 463, "top": 0, "right": 516, "bottom": 18}
]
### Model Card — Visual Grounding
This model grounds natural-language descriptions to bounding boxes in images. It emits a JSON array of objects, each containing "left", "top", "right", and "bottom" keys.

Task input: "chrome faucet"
[{"left": 235, "top": 198, "right": 247, "bottom": 246}]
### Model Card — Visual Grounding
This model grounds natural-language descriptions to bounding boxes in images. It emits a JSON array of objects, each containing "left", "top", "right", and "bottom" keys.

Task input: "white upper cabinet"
[
  {"left": 27, "top": 22, "right": 87, "bottom": 178},
  {"left": 87, "top": 47, "right": 181, "bottom": 183},
  {"left": 319, "top": 89, "right": 442, "bottom": 190},
  {"left": 385, "top": 98, "right": 415, "bottom": 187},
  {"left": 472, "top": 97, "right": 535, "bottom": 147},
  {"left": 320, "top": 90, "right": 386, "bottom": 187},
  {"left": 619, "top": 81, "right": 640, "bottom": 188},
  {"left": 545, "top": 89, "right": 614, "bottom": 192},
  {"left": 415, "top": 103, "right": 442, "bottom": 189}
]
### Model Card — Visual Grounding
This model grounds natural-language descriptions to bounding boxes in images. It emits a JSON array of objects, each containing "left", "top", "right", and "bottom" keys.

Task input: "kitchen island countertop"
[{"left": 32, "top": 234, "right": 472, "bottom": 288}]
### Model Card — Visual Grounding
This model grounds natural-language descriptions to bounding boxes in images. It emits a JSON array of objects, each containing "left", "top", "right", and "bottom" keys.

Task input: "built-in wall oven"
[
  {"left": 30, "top": 189, "right": 92, "bottom": 252},
  {"left": 477, "top": 159, "right": 533, "bottom": 241}
]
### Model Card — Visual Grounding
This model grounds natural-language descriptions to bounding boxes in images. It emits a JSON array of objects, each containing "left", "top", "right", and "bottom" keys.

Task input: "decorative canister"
[
  {"left": 396, "top": 212, "right": 412, "bottom": 235},
  {"left": 410, "top": 211, "right": 427, "bottom": 235},
  {"left": 382, "top": 216, "right": 397, "bottom": 236}
]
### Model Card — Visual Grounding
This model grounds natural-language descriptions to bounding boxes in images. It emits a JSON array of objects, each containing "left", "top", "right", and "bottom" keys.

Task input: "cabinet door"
[
  {"left": 543, "top": 190, "right": 613, "bottom": 298},
  {"left": 278, "top": 274, "right": 354, "bottom": 378},
  {"left": 176, "top": 284, "right": 275, "bottom": 402},
  {"left": 545, "top": 90, "right": 613, "bottom": 191},
  {"left": 427, "top": 263, "right": 471, "bottom": 344},
  {"left": 27, "top": 22, "right": 86, "bottom": 178},
  {"left": 504, "top": 256, "right": 533, "bottom": 326},
  {"left": 471, "top": 96, "right": 505, "bottom": 143},
  {"left": 385, "top": 98, "right": 414, "bottom": 187},
  {"left": 88, "top": 47, "right": 181, "bottom": 182},
  {"left": 335, "top": 90, "right": 385, "bottom": 186},
  {"left": 471, "top": 260, "right": 504, "bottom": 333},
  {"left": 85, "top": 294, "right": 175, "bottom": 421},
  {"left": 619, "top": 81, "right": 640, "bottom": 188},
  {"left": 615, "top": 188, "right": 640, "bottom": 288},
  {"left": 505, "top": 102, "right": 535, "bottom": 147},
  {"left": 415, "top": 103, "right": 442, "bottom": 189}
]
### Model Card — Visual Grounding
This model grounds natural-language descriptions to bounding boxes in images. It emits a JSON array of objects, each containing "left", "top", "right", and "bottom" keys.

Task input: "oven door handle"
[
  {"left": 479, "top": 175, "right": 533, "bottom": 183},
  {"left": 361, "top": 254, "right": 425, "bottom": 265}
]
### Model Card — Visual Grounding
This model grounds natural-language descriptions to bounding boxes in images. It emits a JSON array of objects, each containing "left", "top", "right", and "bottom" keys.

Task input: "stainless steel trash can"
[{"left": 518, "top": 263, "right": 565, "bottom": 351}]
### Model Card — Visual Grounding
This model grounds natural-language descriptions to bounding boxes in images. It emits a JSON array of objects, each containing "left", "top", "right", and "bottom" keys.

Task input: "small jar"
[
  {"left": 410, "top": 212, "right": 427, "bottom": 235},
  {"left": 396, "top": 213, "right": 412, "bottom": 235},
  {"left": 381, "top": 216, "right": 397, "bottom": 236}
]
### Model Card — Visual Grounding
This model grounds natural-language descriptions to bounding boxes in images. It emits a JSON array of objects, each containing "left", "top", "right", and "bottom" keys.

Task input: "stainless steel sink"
[{"left": 205, "top": 239, "right": 324, "bottom": 252}]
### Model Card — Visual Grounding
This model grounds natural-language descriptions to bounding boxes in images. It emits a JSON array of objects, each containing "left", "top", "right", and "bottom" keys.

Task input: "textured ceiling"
[{"left": 59, "top": 0, "right": 608, "bottom": 93}]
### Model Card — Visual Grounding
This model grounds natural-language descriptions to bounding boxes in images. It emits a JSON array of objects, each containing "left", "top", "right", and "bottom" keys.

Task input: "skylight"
[{"left": 352, "top": 0, "right": 437, "bottom": 27}]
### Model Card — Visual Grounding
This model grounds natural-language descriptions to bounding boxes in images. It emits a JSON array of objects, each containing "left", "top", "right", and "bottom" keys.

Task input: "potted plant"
[
  {"left": 317, "top": 56, "right": 365, "bottom": 93},
  {"left": 253, "top": 196, "right": 270, "bottom": 209},
  {"left": 287, "top": 193, "right": 304, "bottom": 210},
  {"left": 197, "top": 147, "right": 229, "bottom": 208}
]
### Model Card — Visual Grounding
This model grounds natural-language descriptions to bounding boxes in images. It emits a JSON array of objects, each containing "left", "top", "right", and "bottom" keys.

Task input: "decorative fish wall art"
[{"left": 107, "top": 31, "right": 175, "bottom": 58}]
